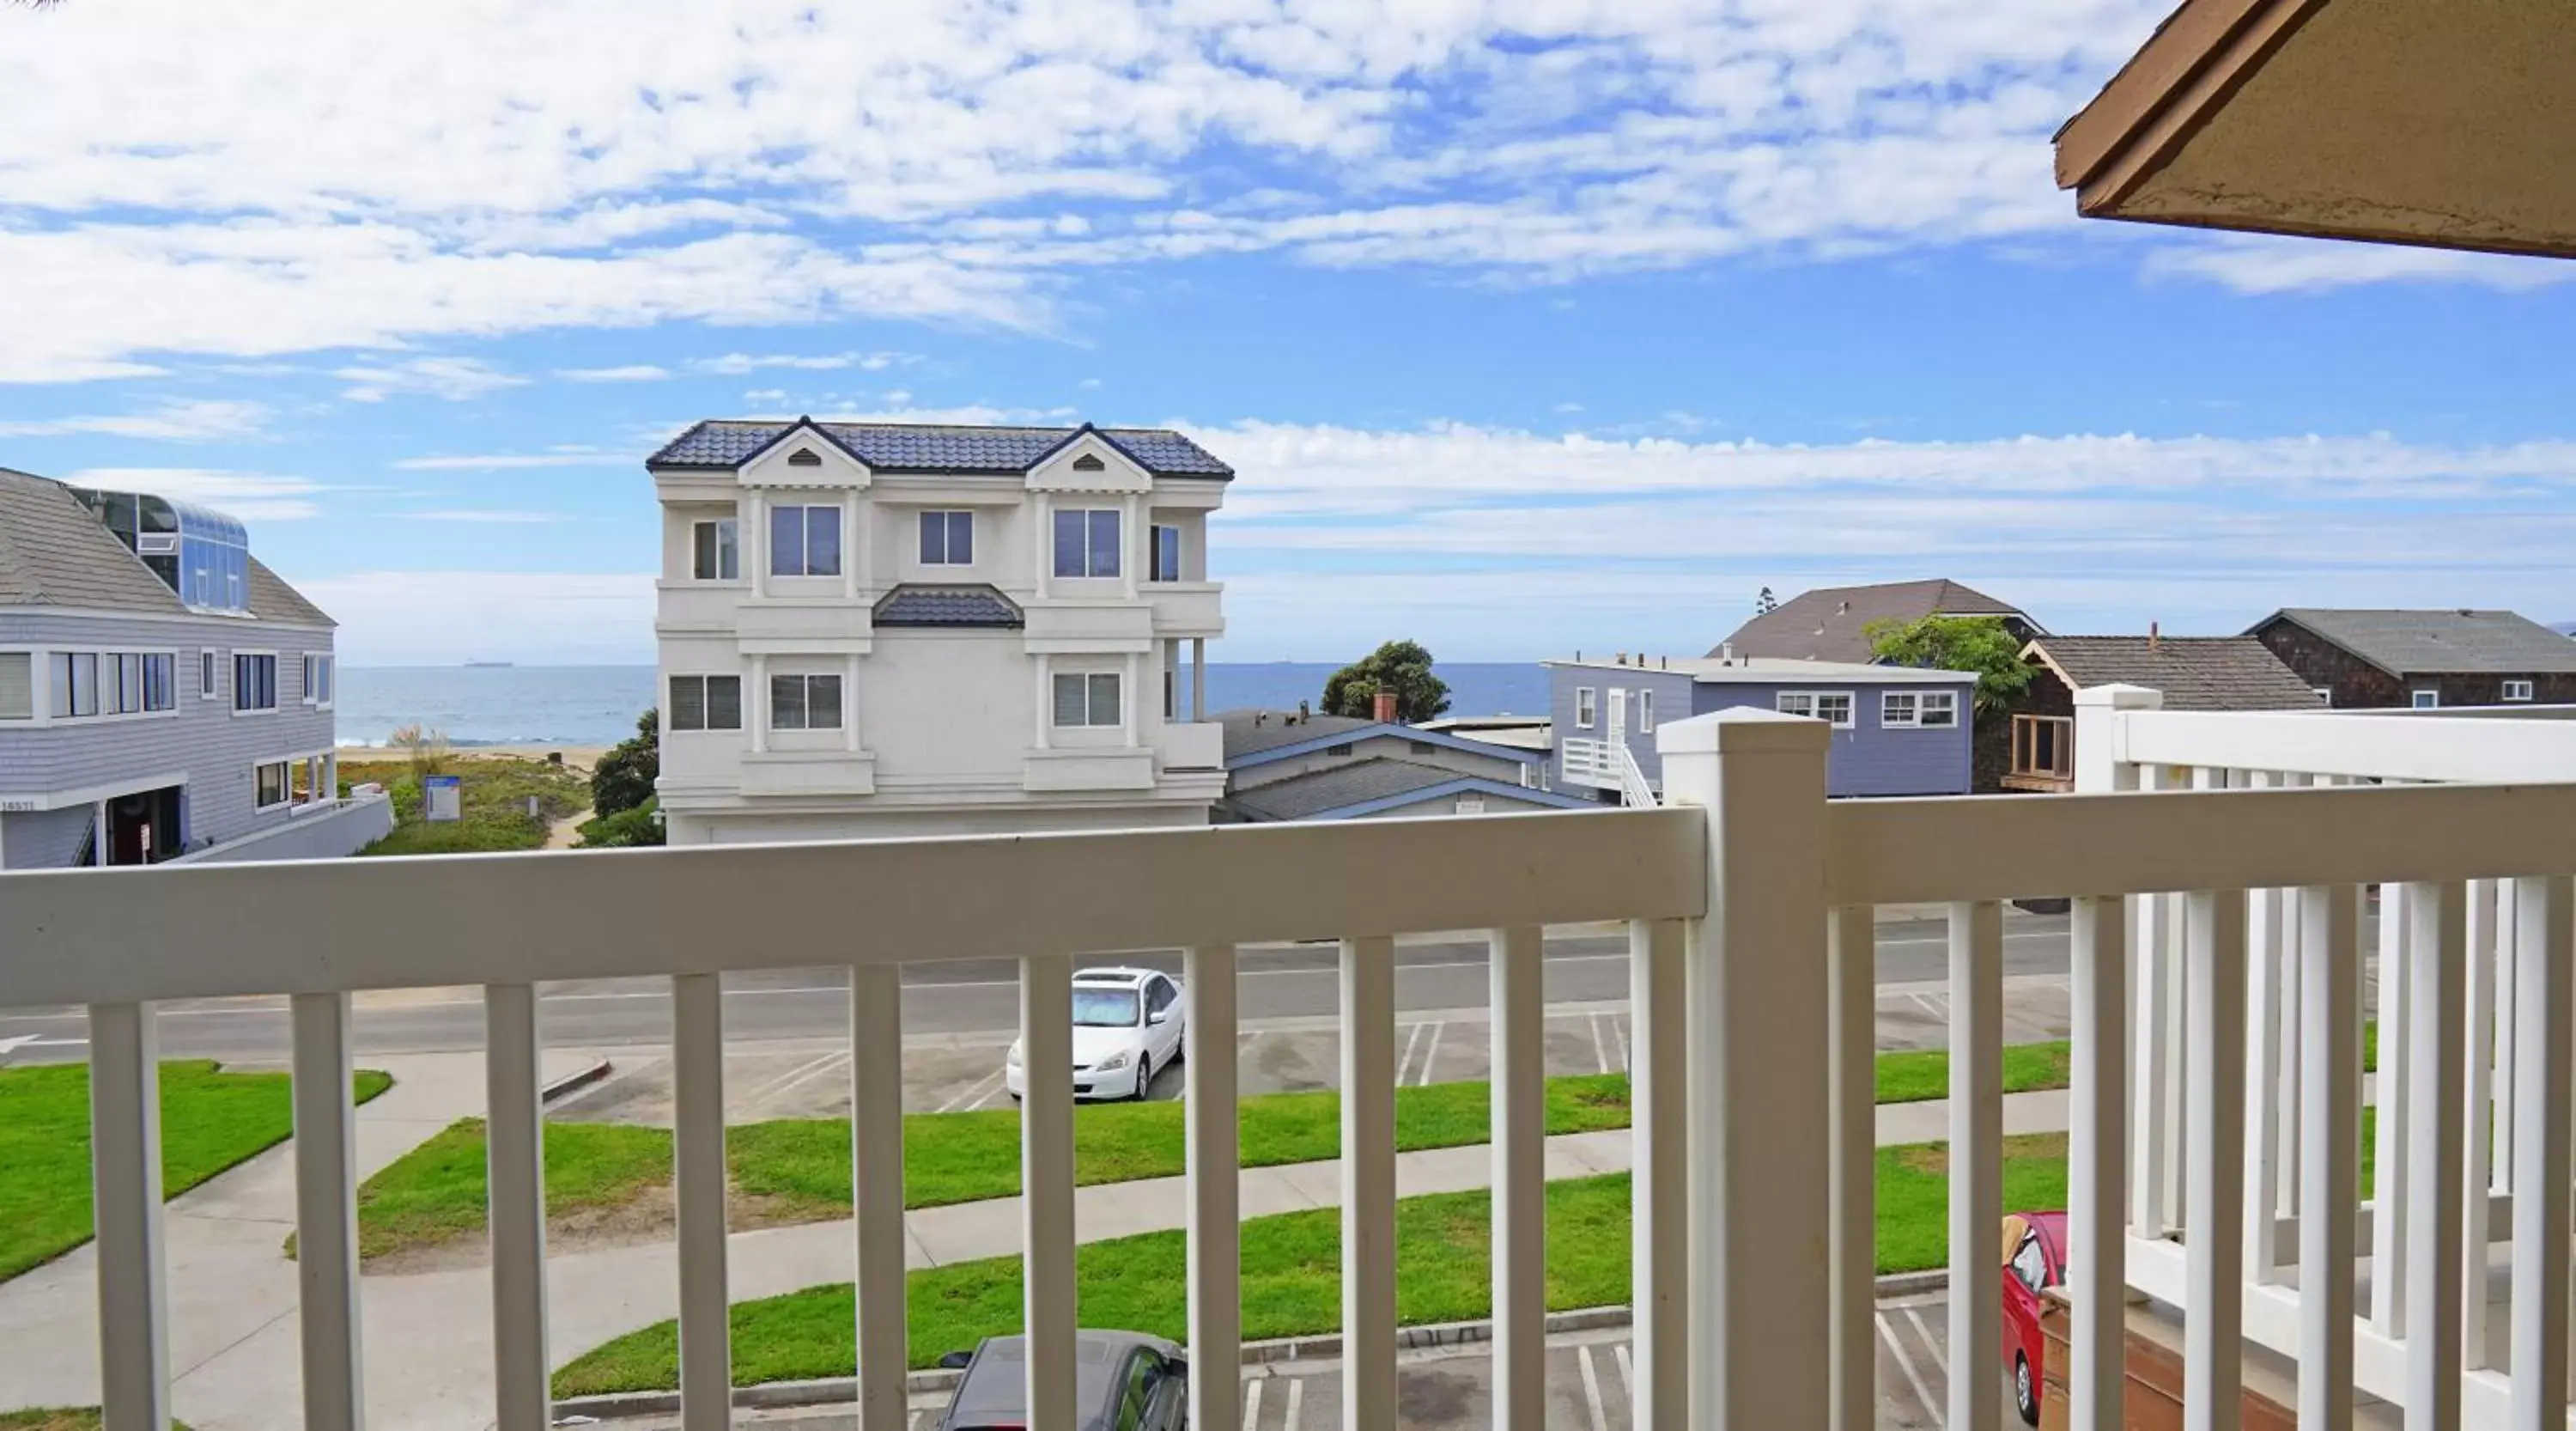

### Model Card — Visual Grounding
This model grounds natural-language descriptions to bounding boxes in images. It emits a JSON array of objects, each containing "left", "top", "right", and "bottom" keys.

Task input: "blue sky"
[{"left": 3, "top": 0, "right": 2570, "bottom": 665}]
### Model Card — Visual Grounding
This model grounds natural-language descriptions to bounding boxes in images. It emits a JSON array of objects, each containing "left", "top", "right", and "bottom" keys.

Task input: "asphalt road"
[{"left": 0, "top": 913, "right": 2075, "bottom": 1064}]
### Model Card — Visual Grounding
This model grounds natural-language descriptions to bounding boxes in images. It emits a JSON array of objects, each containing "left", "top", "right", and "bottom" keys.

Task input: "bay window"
[
  {"left": 1053, "top": 671, "right": 1122, "bottom": 728},
  {"left": 769, "top": 505, "right": 842, "bottom": 577},
  {"left": 769, "top": 673, "right": 844, "bottom": 731},
  {"left": 920, "top": 510, "right": 974, "bottom": 566}
]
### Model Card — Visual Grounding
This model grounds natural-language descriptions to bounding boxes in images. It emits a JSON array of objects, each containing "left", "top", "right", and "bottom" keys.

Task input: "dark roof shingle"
[
  {"left": 2030, "top": 636, "right": 2321, "bottom": 711},
  {"left": 1227, "top": 758, "right": 1477, "bottom": 821},
  {"left": 2257, "top": 609, "right": 2576, "bottom": 676},
  {"left": 872, "top": 583, "right": 1024, "bottom": 628},
  {"left": 1717, "top": 579, "right": 2033, "bottom": 663},
  {"left": 649, "top": 420, "right": 1233, "bottom": 478}
]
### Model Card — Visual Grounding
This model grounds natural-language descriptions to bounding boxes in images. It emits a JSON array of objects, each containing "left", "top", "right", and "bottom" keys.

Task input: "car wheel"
[
  {"left": 1132, "top": 1055, "right": 1154, "bottom": 1101},
  {"left": 2014, "top": 1352, "right": 2038, "bottom": 1427}
]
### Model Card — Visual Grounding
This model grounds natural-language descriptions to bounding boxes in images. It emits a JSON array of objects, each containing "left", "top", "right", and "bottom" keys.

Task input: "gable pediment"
[
  {"left": 1027, "top": 430, "right": 1151, "bottom": 493},
  {"left": 739, "top": 422, "right": 872, "bottom": 489}
]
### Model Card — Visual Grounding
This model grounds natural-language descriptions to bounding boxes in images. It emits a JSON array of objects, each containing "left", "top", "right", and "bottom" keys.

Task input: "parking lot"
[
  {"left": 683, "top": 1291, "right": 1980, "bottom": 1428},
  {"left": 552, "top": 975, "right": 2077, "bottom": 1128}
]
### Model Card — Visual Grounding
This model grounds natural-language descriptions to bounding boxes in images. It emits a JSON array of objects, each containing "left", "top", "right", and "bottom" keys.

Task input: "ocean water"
[{"left": 335, "top": 661, "right": 1551, "bottom": 748}]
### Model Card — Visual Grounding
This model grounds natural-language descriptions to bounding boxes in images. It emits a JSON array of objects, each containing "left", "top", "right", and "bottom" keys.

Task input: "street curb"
[
  {"left": 541, "top": 1057, "right": 613, "bottom": 1103},
  {"left": 553, "top": 1275, "right": 1950, "bottom": 1420}
]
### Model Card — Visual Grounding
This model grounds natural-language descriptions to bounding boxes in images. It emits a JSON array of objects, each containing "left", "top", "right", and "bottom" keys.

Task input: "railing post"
[
  {"left": 848, "top": 964, "right": 908, "bottom": 1431},
  {"left": 1656, "top": 707, "right": 1831, "bottom": 1431},
  {"left": 2075, "top": 685, "right": 2165, "bottom": 1239},
  {"left": 1826, "top": 905, "right": 1874, "bottom": 1431},
  {"left": 486, "top": 983, "right": 550, "bottom": 1431},
  {"left": 2507, "top": 876, "right": 2571, "bottom": 1431},
  {"left": 2403, "top": 882, "right": 2465, "bottom": 1430},
  {"left": 1630, "top": 916, "right": 1690, "bottom": 1431},
  {"left": 2069, "top": 896, "right": 2128, "bottom": 1431},
  {"left": 290, "top": 990, "right": 365, "bottom": 1431},
  {"left": 88, "top": 1002, "right": 171, "bottom": 1431},
  {"left": 1183, "top": 944, "right": 1241, "bottom": 1431}
]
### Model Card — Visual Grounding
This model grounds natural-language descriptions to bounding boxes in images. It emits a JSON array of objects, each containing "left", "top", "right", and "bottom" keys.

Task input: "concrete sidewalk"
[{"left": 0, "top": 1063, "right": 2070, "bottom": 1431}]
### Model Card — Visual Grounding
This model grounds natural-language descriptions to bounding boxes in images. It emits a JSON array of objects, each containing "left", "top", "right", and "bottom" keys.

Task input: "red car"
[{"left": 2001, "top": 1210, "right": 2068, "bottom": 1426}]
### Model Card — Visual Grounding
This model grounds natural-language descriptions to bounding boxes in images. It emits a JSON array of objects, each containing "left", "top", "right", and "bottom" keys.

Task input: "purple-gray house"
[{"left": 1544, "top": 653, "right": 1978, "bottom": 801}]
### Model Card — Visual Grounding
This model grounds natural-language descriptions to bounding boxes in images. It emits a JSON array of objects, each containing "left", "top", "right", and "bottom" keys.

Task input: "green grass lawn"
[
  {"left": 344, "top": 755, "right": 589, "bottom": 857},
  {"left": 360, "top": 1044, "right": 2083, "bottom": 1264},
  {"left": 0, "top": 1411, "right": 191, "bottom": 1431},
  {"left": 0, "top": 1060, "right": 392, "bottom": 1282},
  {"left": 555, "top": 1131, "right": 2074, "bottom": 1395}
]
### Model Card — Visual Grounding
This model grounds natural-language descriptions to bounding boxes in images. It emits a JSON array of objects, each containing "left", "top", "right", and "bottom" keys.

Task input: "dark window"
[
  {"left": 769, "top": 505, "right": 842, "bottom": 577},
  {"left": 670, "top": 675, "right": 743, "bottom": 732},
  {"left": 1149, "top": 524, "right": 1182, "bottom": 582},
  {"left": 2011, "top": 715, "right": 2072, "bottom": 779},
  {"left": 770, "top": 673, "right": 843, "bottom": 731},
  {"left": 920, "top": 510, "right": 974, "bottom": 566},
  {"left": 692, "top": 519, "right": 738, "bottom": 581},
  {"left": 1326, "top": 743, "right": 1354, "bottom": 756},
  {"left": 1072, "top": 453, "right": 1106, "bottom": 472},
  {"left": 786, "top": 448, "right": 822, "bottom": 466},
  {"left": 1054, "top": 508, "right": 1121, "bottom": 578},
  {"left": 233, "top": 654, "right": 277, "bottom": 711}
]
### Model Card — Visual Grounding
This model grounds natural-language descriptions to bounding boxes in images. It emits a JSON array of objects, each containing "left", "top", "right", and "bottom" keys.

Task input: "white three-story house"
[{"left": 647, "top": 419, "right": 1232, "bottom": 843}]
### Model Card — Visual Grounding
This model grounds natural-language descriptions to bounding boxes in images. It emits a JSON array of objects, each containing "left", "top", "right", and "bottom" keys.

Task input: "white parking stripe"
[
  {"left": 1587, "top": 1013, "right": 1611, "bottom": 1075},
  {"left": 1904, "top": 1306, "right": 1948, "bottom": 1377},
  {"left": 744, "top": 1047, "right": 842, "bottom": 1105},
  {"left": 1612, "top": 1343, "right": 1633, "bottom": 1400},
  {"left": 757, "top": 1050, "right": 851, "bottom": 1105},
  {"left": 1612, "top": 1015, "right": 1631, "bottom": 1075},
  {"left": 1283, "top": 1373, "right": 1303, "bottom": 1431},
  {"left": 1906, "top": 991, "right": 1947, "bottom": 1020},
  {"left": 1877, "top": 1311, "right": 1946, "bottom": 1430},
  {"left": 936, "top": 1068, "right": 1002, "bottom": 1114},
  {"left": 1577, "top": 1344, "right": 1611, "bottom": 1431},
  {"left": 1416, "top": 1020, "right": 1444, "bottom": 1086},
  {"left": 1396, "top": 1020, "right": 1425, "bottom": 1086},
  {"left": 1242, "top": 1376, "right": 1263, "bottom": 1431}
]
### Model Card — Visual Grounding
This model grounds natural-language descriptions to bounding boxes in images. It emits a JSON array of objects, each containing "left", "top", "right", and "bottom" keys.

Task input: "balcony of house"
[
  {"left": 651, "top": 582, "right": 744, "bottom": 635},
  {"left": 8, "top": 698, "right": 2576, "bottom": 1431},
  {"left": 1021, "top": 600, "right": 1152, "bottom": 649},
  {"left": 734, "top": 596, "right": 872, "bottom": 648},
  {"left": 1143, "top": 580, "right": 1224, "bottom": 637},
  {"left": 1149, "top": 718, "right": 1224, "bottom": 771},
  {"left": 1021, "top": 745, "right": 1156, "bottom": 792},
  {"left": 736, "top": 747, "right": 877, "bottom": 798}
]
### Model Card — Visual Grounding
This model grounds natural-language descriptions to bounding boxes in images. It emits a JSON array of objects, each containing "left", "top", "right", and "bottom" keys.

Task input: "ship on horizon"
[{"left": 462, "top": 660, "right": 515, "bottom": 668}]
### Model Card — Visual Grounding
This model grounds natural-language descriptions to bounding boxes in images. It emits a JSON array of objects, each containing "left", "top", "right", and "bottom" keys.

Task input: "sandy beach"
[{"left": 337, "top": 742, "right": 612, "bottom": 770}]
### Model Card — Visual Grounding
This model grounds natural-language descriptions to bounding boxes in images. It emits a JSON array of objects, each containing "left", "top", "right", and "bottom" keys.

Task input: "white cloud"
[
  {"left": 394, "top": 509, "right": 573, "bottom": 523},
  {"left": 0, "top": 398, "right": 268, "bottom": 441},
  {"left": 337, "top": 356, "right": 529, "bottom": 404},
  {"left": 392, "top": 452, "right": 632, "bottom": 470},
  {"left": 296, "top": 570, "right": 656, "bottom": 666},
  {"left": 59, "top": 466, "right": 328, "bottom": 521},
  {"left": 692, "top": 351, "right": 911, "bottom": 375},
  {"left": 555, "top": 364, "right": 671, "bottom": 383},
  {"left": 741, "top": 388, "right": 789, "bottom": 405},
  {"left": 2147, "top": 235, "right": 2576, "bottom": 295},
  {"left": 9, "top": 0, "right": 2496, "bottom": 381}
]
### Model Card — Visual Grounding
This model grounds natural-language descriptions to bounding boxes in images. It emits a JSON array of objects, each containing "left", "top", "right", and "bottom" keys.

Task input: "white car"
[{"left": 1004, "top": 966, "right": 1186, "bottom": 1102}]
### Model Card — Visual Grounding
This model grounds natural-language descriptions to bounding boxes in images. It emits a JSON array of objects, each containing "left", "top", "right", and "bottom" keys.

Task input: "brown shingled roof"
[
  {"left": 2026, "top": 635, "right": 2321, "bottom": 712},
  {"left": 1715, "top": 579, "right": 2033, "bottom": 664}
]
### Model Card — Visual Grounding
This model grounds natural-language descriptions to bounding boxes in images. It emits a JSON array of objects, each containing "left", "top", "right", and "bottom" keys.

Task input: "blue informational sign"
[{"left": 423, "top": 774, "right": 464, "bottom": 823}]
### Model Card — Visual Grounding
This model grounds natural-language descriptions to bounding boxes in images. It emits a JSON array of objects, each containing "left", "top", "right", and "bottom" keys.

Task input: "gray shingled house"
[
  {"left": 0, "top": 468, "right": 386, "bottom": 868},
  {"left": 2002, "top": 633, "right": 2323, "bottom": 793},
  {"left": 2248, "top": 608, "right": 2576, "bottom": 710}
]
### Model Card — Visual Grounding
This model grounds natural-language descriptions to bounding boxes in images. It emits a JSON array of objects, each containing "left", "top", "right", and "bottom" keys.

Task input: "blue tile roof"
[
  {"left": 648, "top": 419, "right": 1232, "bottom": 478},
  {"left": 872, "top": 583, "right": 1025, "bottom": 628}
]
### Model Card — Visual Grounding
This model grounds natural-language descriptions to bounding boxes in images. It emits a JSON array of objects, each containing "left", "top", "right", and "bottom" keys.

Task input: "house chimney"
[
  {"left": 1721, "top": 642, "right": 1735, "bottom": 665},
  {"left": 2148, "top": 621, "right": 2160, "bottom": 653},
  {"left": 1373, "top": 689, "right": 1397, "bottom": 723}
]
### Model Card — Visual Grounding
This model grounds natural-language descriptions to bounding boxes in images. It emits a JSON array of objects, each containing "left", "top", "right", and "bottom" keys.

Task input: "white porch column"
[
  {"left": 747, "top": 489, "right": 769, "bottom": 599},
  {"left": 747, "top": 654, "right": 768, "bottom": 755},
  {"left": 1121, "top": 653, "right": 1138, "bottom": 746},
  {"left": 1032, "top": 657, "right": 1050, "bottom": 752},
  {"left": 845, "top": 655, "right": 861, "bottom": 753},
  {"left": 1121, "top": 495, "right": 1140, "bottom": 599},
  {"left": 1191, "top": 637, "right": 1206, "bottom": 722},
  {"left": 1033, "top": 492, "right": 1051, "bottom": 599},
  {"left": 94, "top": 797, "right": 107, "bottom": 867},
  {"left": 1657, "top": 708, "right": 1832, "bottom": 1430},
  {"left": 844, "top": 496, "right": 861, "bottom": 601}
]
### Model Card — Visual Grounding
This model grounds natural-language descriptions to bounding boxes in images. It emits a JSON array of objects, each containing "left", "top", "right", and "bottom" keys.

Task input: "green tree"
[
  {"left": 1321, "top": 639, "right": 1451, "bottom": 722},
  {"left": 590, "top": 708, "right": 659, "bottom": 819},
  {"left": 1865, "top": 614, "right": 2033, "bottom": 720},
  {"left": 576, "top": 798, "right": 665, "bottom": 849}
]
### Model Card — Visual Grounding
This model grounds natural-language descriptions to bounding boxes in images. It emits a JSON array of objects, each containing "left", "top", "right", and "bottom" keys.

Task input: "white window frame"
[
  {"left": 768, "top": 503, "right": 843, "bottom": 579},
  {"left": 1455, "top": 794, "right": 1486, "bottom": 815},
  {"left": 202, "top": 649, "right": 222, "bottom": 700},
  {"left": 690, "top": 517, "right": 740, "bottom": 582},
  {"left": 252, "top": 758, "right": 294, "bottom": 813},
  {"left": 0, "top": 649, "right": 32, "bottom": 722},
  {"left": 35, "top": 648, "right": 182, "bottom": 723},
  {"left": 1148, "top": 523, "right": 1183, "bottom": 583},
  {"left": 667, "top": 674, "right": 744, "bottom": 733},
  {"left": 1777, "top": 690, "right": 1856, "bottom": 728},
  {"left": 768, "top": 672, "right": 845, "bottom": 732},
  {"left": 1054, "top": 507, "right": 1123, "bottom": 580},
  {"left": 232, "top": 650, "right": 280, "bottom": 716},
  {"left": 1052, "top": 670, "right": 1123, "bottom": 728},
  {"left": 2411, "top": 689, "right": 2440, "bottom": 709},
  {"left": 1637, "top": 688, "right": 1654, "bottom": 734},
  {"left": 2503, "top": 679, "right": 2535, "bottom": 703},
  {"left": 2312, "top": 687, "right": 2333, "bottom": 707},
  {"left": 1575, "top": 686, "right": 1596, "bottom": 730},
  {"left": 301, "top": 653, "right": 336, "bottom": 709},
  {"left": 1880, "top": 691, "right": 1920, "bottom": 728},
  {"left": 919, "top": 510, "right": 975, "bottom": 567},
  {"left": 1917, "top": 691, "right": 1958, "bottom": 728}
]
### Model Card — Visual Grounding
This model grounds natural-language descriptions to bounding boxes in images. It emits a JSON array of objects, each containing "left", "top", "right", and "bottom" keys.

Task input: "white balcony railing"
[
  {"left": 5, "top": 704, "right": 2575, "bottom": 1431},
  {"left": 1559, "top": 734, "right": 1619, "bottom": 790}
]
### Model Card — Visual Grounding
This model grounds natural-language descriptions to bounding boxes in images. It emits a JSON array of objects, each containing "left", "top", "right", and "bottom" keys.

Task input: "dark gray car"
[{"left": 936, "top": 1330, "right": 1189, "bottom": 1430}]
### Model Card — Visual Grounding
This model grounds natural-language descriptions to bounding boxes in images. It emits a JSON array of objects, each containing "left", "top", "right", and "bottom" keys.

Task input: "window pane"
[
  {"left": 671, "top": 675, "right": 706, "bottom": 731},
  {"left": 1053, "top": 672, "right": 1087, "bottom": 727},
  {"left": 707, "top": 676, "right": 743, "bottom": 730},
  {"left": 694, "top": 521, "right": 719, "bottom": 580},
  {"left": 0, "top": 653, "right": 29, "bottom": 720},
  {"left": 949, "top": 512, "right": 973, "bottom": 565},
  {"left": 1151, "top": 525, "right": 1180, "bottom": 582},
  {"left": 73, "top": 653, "right": 97, "bottom": 716},
  {"left": 1088, "top": 509, "right": 1121, "bottom": 577},
  {"left": 806, "top": 674, "right": 842, "bottom": 729},
  {"left": 771, "top": 505, "right": 803, "bottom": 575},
  {"left": 1090, "top": 672, "right": 1121, "bottom": 728},
  {"left": 805, "top": 507, "right": 841, "bottom": 575},
  {"left": 920, "top": 511, "right": 944, "bottom": 565},
  {"left": 716, "top": 520, "right": 738, "bottom": 580},
  {"left": 771, "top": 673, "right": 807, "bottom": 730},
  {"left": 1054, "top": 508, "right": 1085, "bottom": 577}
]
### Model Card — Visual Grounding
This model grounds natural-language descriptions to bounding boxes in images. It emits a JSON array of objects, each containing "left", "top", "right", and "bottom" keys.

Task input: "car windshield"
[{"left": 1072, "top": 989, "right": 1141, "bottom": 1027}]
